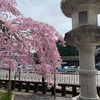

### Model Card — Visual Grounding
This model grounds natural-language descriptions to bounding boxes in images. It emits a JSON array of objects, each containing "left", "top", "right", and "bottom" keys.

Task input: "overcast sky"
[{"left": 16, "top": 0, "right": 100, "bottom": 37}]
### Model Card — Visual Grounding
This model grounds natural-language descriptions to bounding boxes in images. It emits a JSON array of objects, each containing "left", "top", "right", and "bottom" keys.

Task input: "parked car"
[
  {"left": 57, "top": 66, "right": 77, "bottom": 73},
  {"left": 65, "top": 67, "right": 77, "bottom": 72},
  {"left": 20, "top": 65, "right": 34, "bottom": 73},
  {"left": 95, "top": 63, "right": 100, "bottom": 70},
  {"left": 57, "top": 66, "right": 66, "bottom": 72}
]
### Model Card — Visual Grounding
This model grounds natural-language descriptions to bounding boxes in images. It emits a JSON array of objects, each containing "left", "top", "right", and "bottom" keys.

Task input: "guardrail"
[
  {"left": 0, "top": 70, "right": 80, "bottom": 84},
  {"left": 0, "top": 70, "right": 100, "bottom": 86}
]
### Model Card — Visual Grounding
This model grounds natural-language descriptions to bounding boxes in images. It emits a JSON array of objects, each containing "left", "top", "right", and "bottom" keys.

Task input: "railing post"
[
  {"left": 26, "top": 82, "right": 30, "bottom": 92},
  {"left": 42, "top": 77, "right": 47, "bottom": 94},
  {"left": 61, "top": 85, "right": 66, "bottom": 96},
  {"left": 51, "top": 86, "right": 56, "bottom": 95},
  {"left": 11, "top": 81, "right": 15, "bottom": 90},
  {"left": 33, "top": 82, "right": 38, "bottom": 93},
  {"left": 72, "top": 86, "right": 77, "bottom": 97},
  {"left": 18, "top": 81, "right": 22, "bottom": 91}
]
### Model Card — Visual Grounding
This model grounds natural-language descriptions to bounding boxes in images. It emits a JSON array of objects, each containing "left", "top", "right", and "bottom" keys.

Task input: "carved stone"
[{"left": 64, "top": 25, "right": 100, "bottom": 46}]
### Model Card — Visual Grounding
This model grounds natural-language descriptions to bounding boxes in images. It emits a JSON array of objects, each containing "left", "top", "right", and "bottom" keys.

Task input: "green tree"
[{"left": 57, "top": 42, "right": 78, "bottom": 56}]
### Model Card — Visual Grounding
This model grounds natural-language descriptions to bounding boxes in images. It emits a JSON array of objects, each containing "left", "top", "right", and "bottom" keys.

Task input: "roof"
[{"left": 61, "top": 56, "right": 79, "bottom": 61}]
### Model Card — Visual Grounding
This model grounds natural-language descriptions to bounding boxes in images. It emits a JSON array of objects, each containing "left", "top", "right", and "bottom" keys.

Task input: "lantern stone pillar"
[
  {"left": 78, "top": 43, "right": 99, "bottom": 100},
  {"left": 60, "top": 0, "right": 100, "bottom": 100}
]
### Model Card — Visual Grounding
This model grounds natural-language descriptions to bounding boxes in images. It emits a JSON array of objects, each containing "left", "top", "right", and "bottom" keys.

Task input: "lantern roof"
[{"left": 61, "top": 0, "right": 100, "bottom": 17}]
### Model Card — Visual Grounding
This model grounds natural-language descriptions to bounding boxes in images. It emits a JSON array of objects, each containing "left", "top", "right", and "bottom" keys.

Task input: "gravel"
[{"left": 14, "top": 92, "right": 71, "bottom": 100}]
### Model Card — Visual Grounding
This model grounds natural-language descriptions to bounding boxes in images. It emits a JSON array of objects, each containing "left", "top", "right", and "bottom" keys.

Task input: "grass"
[
  {"left": 0, "top": 91, "right": 12, "bottom": 100},
  {"left": 66, "top": 94, "right": 72, "bottom": 97}
]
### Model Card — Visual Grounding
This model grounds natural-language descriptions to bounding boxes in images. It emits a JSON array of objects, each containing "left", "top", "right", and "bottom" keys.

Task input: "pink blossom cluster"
[
  {"left": 0, "top": 0, "right": 21, "bottom": 16},
  {"left": 0, "top": 0, "right": 65, "bottom": 82}
]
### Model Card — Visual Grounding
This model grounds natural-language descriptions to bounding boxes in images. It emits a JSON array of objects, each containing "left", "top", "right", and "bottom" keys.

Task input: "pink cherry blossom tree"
[{"left": 0, "top": 0, "right": 64, "bottom": 82}]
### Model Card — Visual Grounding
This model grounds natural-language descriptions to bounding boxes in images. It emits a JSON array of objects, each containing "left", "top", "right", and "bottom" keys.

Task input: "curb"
[{"left": 11, "top": 93, "right": 14, "bottom": 100}]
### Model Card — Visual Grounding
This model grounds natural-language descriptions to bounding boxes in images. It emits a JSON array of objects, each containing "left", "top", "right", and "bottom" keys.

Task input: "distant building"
[{"left": 61, "top": 56, "right": 79, "bottom": 67}]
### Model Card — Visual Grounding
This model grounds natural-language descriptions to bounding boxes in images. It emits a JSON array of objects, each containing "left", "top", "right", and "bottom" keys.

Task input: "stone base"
[
  {"left": 72, "top": 96, "right": 78, "bottom": 100},
  {"left": 72, "top": 96, "right": 100, "bottom": 100},
  {"left": 78, "top": 95, "right": 100, "bottom": 100}
]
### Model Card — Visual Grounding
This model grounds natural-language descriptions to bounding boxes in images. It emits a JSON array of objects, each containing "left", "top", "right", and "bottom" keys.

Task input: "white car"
[{"left": 65, "top": 66, "right": 77, "bottom": 73}]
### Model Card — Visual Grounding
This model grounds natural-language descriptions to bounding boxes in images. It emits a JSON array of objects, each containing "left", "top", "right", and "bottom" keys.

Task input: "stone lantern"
[{"left": 60, "top": 0, "right": 100, "bottom": 100}]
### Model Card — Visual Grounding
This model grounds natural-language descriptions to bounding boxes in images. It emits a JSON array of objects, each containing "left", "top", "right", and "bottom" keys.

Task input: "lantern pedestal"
[
  {"left": 77, "top": 44, "right": 99, "bottom": 100},
  {"left": 63, "top": 26, "right": 100, "bottom": 100}
]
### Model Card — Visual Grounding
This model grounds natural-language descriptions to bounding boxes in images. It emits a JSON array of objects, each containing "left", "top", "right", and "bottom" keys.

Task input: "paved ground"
[{"left": 14, "top": 92, "right": 72, "bottom": 100}]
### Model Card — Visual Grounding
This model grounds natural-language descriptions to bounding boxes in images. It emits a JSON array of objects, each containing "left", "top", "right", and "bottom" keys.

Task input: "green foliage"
[
  {"left": 57, "top": 42, "right": 78, "bottom": 56},
  {"left": 0, "top": 91, "right": 12, "bottom": 100}
]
